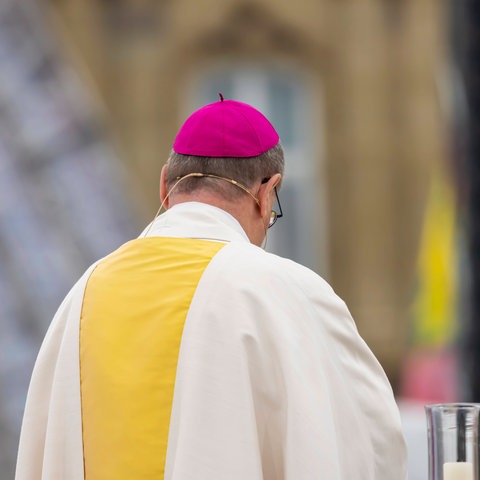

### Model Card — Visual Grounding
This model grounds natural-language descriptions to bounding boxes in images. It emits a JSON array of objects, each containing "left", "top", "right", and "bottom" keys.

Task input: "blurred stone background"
[{"left": 0, "top": 0, "right": 476, "bottom": 478}]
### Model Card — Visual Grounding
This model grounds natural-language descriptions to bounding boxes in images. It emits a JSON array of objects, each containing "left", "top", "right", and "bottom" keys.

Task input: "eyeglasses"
[
  {"left": 175, "top": 173, "right": 283, "bottom": 228},
  {"left": 261, "top": 177, "right": 283, "bottom": 228}
]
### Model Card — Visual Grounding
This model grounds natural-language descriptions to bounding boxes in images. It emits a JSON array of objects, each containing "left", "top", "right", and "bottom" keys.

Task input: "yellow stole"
[{"left": 80, "top": 237, "right": 225, "bottom": 479}]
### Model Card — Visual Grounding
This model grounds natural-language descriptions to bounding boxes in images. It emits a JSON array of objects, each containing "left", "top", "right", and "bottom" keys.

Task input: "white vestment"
[{"left": 16, "top": 202, "right": 407, "bottom": 479}]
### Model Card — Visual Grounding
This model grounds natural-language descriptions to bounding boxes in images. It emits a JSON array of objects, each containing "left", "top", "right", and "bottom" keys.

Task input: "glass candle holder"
[{"left": 425, "top": 403, "right": 480, "bottom": 480}]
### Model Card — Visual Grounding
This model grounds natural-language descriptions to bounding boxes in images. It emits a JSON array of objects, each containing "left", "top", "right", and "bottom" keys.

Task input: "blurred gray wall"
[{"left": 0, "top": 2, "right": 143, "bottom": 477}]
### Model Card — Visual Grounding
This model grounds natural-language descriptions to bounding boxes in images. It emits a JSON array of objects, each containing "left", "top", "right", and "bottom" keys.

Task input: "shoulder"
[{"left": 209, "top": 241, "right": 341, "bottom": 305}]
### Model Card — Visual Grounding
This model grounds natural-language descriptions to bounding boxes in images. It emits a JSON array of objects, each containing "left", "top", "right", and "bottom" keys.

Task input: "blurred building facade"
[{"left": 47, "top": 0, "right": 450, "bottom": 387}]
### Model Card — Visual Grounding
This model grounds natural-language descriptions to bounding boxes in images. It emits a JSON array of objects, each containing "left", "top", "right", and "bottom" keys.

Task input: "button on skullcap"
[{"left": 173, "top": 97, "right": 280, "bottom": 158}]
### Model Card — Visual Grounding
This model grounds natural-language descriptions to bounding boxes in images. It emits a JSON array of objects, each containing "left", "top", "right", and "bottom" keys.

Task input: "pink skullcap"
[{"left": 173, "top": 98, "right": 280, "bottom": 158}]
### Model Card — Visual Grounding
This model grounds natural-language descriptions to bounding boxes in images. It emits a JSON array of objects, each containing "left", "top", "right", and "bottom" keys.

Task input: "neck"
[{"left": 168, "top": 192, "right": 264, "bottom": 245}]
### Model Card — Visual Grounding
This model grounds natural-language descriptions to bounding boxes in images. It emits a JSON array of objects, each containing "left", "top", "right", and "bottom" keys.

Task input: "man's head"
[{"left": 160, "top": 98, "right": 284, "bottom": 246}]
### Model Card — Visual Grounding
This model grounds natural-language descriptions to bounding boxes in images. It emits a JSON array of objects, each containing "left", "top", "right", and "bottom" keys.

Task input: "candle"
[{"left": 443, "top": 462, "right": 473, "bottom": 480}]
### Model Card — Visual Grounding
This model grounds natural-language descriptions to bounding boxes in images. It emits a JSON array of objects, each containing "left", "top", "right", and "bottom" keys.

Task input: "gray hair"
[{"left": 165, "top": 143, "right": 284, "bottom": 200}]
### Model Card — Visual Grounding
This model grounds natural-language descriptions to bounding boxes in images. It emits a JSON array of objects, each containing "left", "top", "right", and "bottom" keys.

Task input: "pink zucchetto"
[{"left": 173, "top": 96, "right": 280, "bottom": 158}]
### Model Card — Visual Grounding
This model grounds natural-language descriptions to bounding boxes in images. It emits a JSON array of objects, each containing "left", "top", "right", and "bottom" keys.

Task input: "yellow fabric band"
[{"left": 80, "top": 237, "right": 225, "bottom": 479}]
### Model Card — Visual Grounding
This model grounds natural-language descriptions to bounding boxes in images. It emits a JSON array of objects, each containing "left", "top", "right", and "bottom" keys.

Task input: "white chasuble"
[{"left": 16, "top": 202, "right": 407, "bottom": 479}]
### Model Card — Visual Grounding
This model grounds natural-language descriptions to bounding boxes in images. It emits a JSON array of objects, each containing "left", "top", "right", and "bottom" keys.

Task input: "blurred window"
[{"left": 187, "top": 65, "right": 327, "bottom": 273}]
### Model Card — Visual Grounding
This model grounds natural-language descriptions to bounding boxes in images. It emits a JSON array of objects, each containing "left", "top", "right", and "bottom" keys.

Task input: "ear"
[
  {"left": 160, "top": 164, "right": 169, "bottom": 208},
  {"left": 258, "top": 173, "right": 282, "bottom": 218}
]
